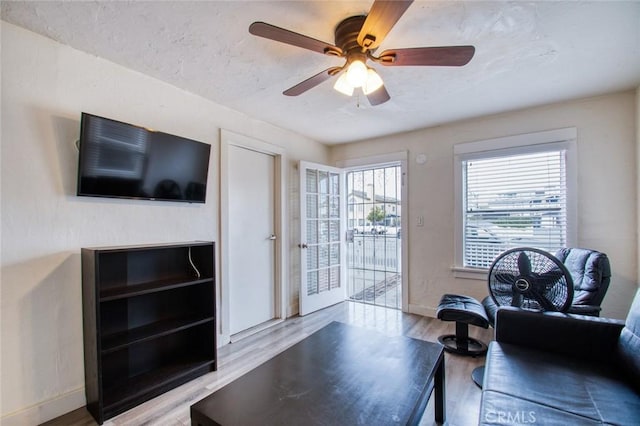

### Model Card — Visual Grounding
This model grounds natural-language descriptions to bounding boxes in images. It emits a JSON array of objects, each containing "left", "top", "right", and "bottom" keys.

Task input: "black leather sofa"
[{"left": 478, "top": 289, "right": 640, "bottom": 425}]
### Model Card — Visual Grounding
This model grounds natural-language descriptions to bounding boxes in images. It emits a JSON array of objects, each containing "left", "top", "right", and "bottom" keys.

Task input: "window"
[{"left": 454, "top": 128, "right": 577, "bottom": 273}]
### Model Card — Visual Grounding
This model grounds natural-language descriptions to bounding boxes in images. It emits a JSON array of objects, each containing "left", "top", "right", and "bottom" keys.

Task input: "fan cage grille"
[{"left": 488, "top": 248, "right": 573, "bottom": 312}]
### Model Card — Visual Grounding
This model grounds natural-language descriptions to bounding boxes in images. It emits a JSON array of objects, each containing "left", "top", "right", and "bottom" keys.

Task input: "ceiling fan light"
[
  {"left": 345, "top": 60, "right": 368, "bottom": 88},
  {"left": 363, "top": 69, "right": 384, "bottom": 95},
  {"left": 333, "top": 72, "right": 354, "bottom": 96}
]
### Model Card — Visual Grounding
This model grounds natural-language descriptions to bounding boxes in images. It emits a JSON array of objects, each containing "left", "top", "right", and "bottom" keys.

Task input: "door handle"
[
  {"left": 269, "top": 234, "right": 277, "bottom": 240},
  {"left": 298, "top": 243, "right": 308, "bottom": 249}
]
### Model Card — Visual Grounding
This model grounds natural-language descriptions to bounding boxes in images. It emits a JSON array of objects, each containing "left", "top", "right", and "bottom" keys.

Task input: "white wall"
[
  {"left": 0, "top": 22, "right": 329, "bottom": 424},
  {"left": 331, "top": 90, "right": 638, "bottom": 321}
]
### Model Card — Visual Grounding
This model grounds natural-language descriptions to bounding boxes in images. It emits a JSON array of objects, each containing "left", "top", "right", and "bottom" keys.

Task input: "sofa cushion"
[
  {"left": 480, "top": 393, "right": 606, "bottom": 426},
  {"left": 479, "top": 342, "right": 640, "bottom": 425},
  {"left": 617, "top": 289, "right": 640, "bottom": 387}
]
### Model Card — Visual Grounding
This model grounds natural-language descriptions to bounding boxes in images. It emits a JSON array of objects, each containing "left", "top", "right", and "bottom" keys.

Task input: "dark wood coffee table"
[{"left": 191, "top": 321, "right": 445, "bottom": 425}]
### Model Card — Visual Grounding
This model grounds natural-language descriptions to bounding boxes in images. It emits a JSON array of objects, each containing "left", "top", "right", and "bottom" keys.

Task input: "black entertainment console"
[{"left": 81, "top": 242, "right": 216, "bottom": 424}]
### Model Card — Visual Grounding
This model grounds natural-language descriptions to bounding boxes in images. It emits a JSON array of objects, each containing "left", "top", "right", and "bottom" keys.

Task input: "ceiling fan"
[{"left": 249, "top": 0, "right": 475, "bottom": 106}]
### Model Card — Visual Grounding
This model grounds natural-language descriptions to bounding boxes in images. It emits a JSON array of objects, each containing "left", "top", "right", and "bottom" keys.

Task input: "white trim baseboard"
[
  {"left": 1, "top": 387, "right": 85, "bottom": 426},
  {"left": 408, "top": 303, "right": 437, "bottom": 318}
]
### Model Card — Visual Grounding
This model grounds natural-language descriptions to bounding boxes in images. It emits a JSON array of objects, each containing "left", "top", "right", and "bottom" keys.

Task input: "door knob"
[
  {"left": 298, "top": 243, "right": 308, "bottom": 249},
  {"left": 269, "top": 234, "right": 277, "bottom": 240}
]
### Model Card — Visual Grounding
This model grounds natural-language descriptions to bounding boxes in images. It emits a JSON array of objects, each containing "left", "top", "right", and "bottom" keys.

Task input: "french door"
[{"left": 299, "top": 161, "right": 346, "bottom": 315}]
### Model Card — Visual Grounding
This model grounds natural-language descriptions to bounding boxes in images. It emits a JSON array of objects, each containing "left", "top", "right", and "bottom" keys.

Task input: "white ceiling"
[{"left": 2, "top": 1, "right": 640, "bottom": 145}]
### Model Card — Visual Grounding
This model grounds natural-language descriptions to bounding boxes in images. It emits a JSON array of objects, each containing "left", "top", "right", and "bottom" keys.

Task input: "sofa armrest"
[
  {"left": 567, "top": 304, "right": 602, "bottom": 316},
  {"left": 495, "top": 306, "right": 625, "bottom": 361}
]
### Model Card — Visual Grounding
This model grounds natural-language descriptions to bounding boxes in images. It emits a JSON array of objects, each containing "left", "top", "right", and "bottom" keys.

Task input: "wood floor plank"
[{"left": 42, "top": 301, "right": 493, "bottom": 426}]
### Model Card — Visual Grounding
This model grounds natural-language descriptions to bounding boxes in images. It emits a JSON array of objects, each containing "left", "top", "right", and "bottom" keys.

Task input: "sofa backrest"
[
  {"left": 617, "top": 288, "right": 640, "bottom": 387},
  {"left": 555, "top": 248, "right": 611, "bottom": 306}
]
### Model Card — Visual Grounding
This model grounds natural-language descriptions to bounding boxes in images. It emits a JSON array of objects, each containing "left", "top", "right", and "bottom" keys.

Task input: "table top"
[{"left": 191, "top": 321, "right": 444, "bottom": 426}]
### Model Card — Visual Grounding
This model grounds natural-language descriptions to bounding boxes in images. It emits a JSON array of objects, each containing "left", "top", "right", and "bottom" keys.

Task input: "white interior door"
[
  {"left": 229, "top": 145, "right": 276, "bottom": 334},
  {"left": 299, "top": 161, "right": 346, "bottom": 315}
]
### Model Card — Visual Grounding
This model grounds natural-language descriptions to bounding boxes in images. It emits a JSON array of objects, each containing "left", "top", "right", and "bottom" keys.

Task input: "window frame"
[{"left": 453, "top": 128, "right": 578, "bottom": 280}]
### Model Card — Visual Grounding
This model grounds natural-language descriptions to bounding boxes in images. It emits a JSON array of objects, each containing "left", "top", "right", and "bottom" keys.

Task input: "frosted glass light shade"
[
  {"left": 363, "top": 69, "right": 384, "bottom": 95},
  {"left": 333, "top": 62, "right": 384, "bottom": 97},
  {"left": 345, "top": 60, "right": 368, "bottom": 87},
  {"left": 333, "top": 73, "right": 354, "bottom": 96}
]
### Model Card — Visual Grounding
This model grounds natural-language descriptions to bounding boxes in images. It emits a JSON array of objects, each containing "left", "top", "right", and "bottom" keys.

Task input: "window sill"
[{"left": 452, "top": 266, "right": 489, "bottom": 281}]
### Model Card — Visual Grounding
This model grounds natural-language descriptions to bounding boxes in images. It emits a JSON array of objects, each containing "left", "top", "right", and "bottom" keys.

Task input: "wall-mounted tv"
[{"left": 77, "top": 113, "right": 211, "bottom": 203}]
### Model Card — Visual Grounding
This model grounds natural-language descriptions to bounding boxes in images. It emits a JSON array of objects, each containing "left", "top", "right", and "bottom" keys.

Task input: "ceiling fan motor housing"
[{"left": 335, "top": 16, "right": 370, "bottom": 55}]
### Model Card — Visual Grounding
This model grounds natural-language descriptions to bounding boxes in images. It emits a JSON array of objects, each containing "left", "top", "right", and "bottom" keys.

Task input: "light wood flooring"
[{"left": 43, "top": 301, "right": 493, "bottom": 426}]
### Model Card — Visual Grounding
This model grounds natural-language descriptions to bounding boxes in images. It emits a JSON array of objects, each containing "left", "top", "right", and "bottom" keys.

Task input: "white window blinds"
[{"left": 463, "top": 149, "right": 567, "bottom": 269}]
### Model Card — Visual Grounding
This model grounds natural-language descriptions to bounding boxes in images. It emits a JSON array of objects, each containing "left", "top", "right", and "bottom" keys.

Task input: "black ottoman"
[{"left": 436, "top": 294, "right": 489, "bottom": 356}]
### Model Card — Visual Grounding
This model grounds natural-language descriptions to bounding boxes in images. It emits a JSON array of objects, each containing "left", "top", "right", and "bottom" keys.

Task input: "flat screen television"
[{"left": 77, "top": 113, "right": 211, "bottom": 203}]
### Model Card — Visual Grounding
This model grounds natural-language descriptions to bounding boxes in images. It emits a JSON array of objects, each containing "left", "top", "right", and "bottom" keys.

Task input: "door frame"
[
  {"left": 336, "top": 151, "right": 409, "bottom": 312},
  {"left": 220, "top": 129, "right": 288, "bottom": 345}
]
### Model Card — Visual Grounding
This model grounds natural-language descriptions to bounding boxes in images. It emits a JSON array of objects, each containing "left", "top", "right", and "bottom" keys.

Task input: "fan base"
[{"left": 437, "top": 334, "right": 488, "bottom": 357}]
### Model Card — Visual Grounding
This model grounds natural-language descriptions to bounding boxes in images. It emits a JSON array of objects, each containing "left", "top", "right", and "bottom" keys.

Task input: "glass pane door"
[{"left": 299, "top": 161, "right": 345, "bottom": 315}]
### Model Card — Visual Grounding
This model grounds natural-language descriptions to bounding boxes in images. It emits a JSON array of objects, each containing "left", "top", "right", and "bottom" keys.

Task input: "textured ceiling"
[{"left": 2, "top": 1, "right": 640, "bottom": 144}]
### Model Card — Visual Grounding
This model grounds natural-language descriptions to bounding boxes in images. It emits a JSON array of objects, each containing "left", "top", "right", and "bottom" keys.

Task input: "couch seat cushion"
[{"left": 479, "top": 342, "right": 640, "bottom": 425}]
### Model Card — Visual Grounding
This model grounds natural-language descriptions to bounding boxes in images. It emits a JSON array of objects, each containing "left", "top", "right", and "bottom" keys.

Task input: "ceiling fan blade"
[
  {"left": 249, "top": 22, "right": 342, "bottom": 56},
  {"left": 377, "top": 46, "right": 475, "bottom": 66},
  {"left": 357, "top": 0, "right": 414, "bottom": 50},
  {"left": 283, "top": 67, "right": 342, "bottom": 96},
  {"left": 366, "top": 84, "right": 391, "bottom": 106}
]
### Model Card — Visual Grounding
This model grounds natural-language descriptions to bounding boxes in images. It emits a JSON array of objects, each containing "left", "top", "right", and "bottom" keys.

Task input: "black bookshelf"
[{"left": 81, "top": 242, "right": 216, "bottom": 424}]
